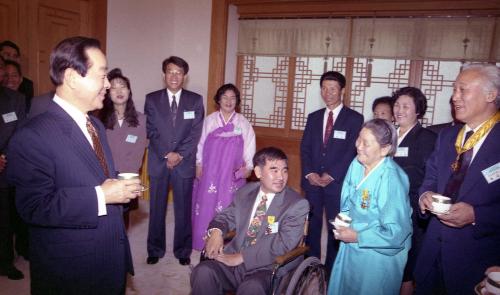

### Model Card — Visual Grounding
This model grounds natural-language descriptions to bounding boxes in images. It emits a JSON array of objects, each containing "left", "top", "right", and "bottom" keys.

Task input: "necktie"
[
  {"left": 171, "top": 95, "right": 178, "bottom": 125},
  {"left": 324, "top": 111, "right": 334, "bottom": 147},
  {"left": 243, "top": 194, "right": 268, "bottom": 247},
  {"left": 443, "top": 130, "right": 474, "bottom": 201},
  {"left": 86, "top": 117, "right": 110, "bottom": 178}
]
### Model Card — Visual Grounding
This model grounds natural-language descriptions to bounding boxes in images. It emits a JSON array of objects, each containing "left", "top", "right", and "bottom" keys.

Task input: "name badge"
[
  {"left": 266, "top": 222, "right": 279, "bottom": 234},
  {"left": 183, "top": 111, "right": 195, "bottom": 119},
  {"left": 2, "top": 112, "right": 17, "bottom": 123},
  {"left": 482, "top": 162, "right": 500, "bottom": 184},
  {"left": 234, "top": 127, "right": 242, "bottom": 135},
  {"left": 395, "top": 147, "right": 409, "bottom": 157},
  {"left": 125, "top": 134, "right": 138, "bottom": 144},
  {"left": 333, "top": 130, "right": 346, "bottom": 140}
]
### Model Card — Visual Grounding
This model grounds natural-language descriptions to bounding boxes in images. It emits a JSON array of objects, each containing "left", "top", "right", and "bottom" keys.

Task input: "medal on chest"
[{"left": 361, "top": 189, "right": 370, "bottom": 209}]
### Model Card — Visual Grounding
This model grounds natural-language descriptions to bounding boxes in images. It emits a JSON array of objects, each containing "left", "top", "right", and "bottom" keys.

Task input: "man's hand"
[
  {"left": 319, "top": 173, "right": 334, "bottom": 187},
  {"left": 215, "top": 253, "right": 244, "bottom": 267},
  {"left": 205, "top": 229, "right": 224, "bottom": 259},
  {"left": 437, "top": 202, "right": 475, "bottom": 228},
  {"left": 418, "top": 191, "right": 435, "bottom": 214},
  {"left": 333, "top": 227, "right": 358, "bottom": 243},
  {"left": 307, "top": 173, "right": 323, "bottom": 186},
  {"left": 101, "top": 178, "right": 141, "bottom": 204},
  {"left": 0, "top": 154, "right": 6, "bottom": 173},
  {"left": 165, "top": 152, "right": 183, "bottom": 169}
]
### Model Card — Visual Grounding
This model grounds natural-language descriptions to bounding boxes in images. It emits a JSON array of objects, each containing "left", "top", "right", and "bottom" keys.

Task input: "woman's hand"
[{"left": 333, "top": 227, "right": 358, "bottom": 243}]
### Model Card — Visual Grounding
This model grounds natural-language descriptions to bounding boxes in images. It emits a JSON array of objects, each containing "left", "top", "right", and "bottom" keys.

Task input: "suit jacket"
[
  {"left": 0, "top": 86, "right": 25, "bottom": 188},
  {"left": 6, "top": 103, "right": 133, "bottom": 294},
  {"left": 18, "top": 77, "right": 34, "bottom": 112},
  {"left": 210, "top": 182, "right": 309, "bottom": 272},
  {"left": 27, "top": 91, "right": 55, "bottom": 119},
  {"left": 415, "top": 123, "right": 500, "bottom": 294},
  {"left": 145, "top": 88, "right": 204, "bottom": 178},
  {"left": 300, "top": 106, "right": 363, "bottom": 197},
  {"left": 393, "top": 123, "right": 436, "bottom": 204}
]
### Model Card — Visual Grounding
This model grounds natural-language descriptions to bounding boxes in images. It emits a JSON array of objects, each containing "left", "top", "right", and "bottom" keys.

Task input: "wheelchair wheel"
[{"left": 285, "top": 256, "right": 327, "bottom": 295}]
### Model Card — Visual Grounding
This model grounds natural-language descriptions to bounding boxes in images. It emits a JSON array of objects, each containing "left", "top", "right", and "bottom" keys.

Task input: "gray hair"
[
  {"left": 462, "top": 63, "right": 500, "bottom": 108},
  {"left": 362, "top": 119, "right": 398, "bottom": 156}
]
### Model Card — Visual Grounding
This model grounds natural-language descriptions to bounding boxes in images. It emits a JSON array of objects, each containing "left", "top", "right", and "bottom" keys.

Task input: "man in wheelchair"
[{"left": 191, "top": 147, "right": 310, "bottom": 295}]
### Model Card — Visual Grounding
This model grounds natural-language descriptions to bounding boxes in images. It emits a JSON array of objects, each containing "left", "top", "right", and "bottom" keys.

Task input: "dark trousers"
[
  {"left": 305, "top": 190, "right": 339, "bottom": 276},
  {"left": 0, "top": 186, "right": 28, "bottom": 268},
  {"left": 147, "top": 169, "right": 193, "bottom": 259},
  {"left": 191, "top": 260, "right": 272, "bottom": 295}
]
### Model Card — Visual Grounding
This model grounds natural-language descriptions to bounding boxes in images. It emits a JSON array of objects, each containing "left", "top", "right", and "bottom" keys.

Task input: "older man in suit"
[
  {"left": 6, "top": 36, "right": 141, "bottom": 294},
  {"left": 0, "top": 84, "right": 25, "bottom": 280},
  {"left": 300, "top": 71, "right": 363, "bottom": 273},
  {"left": 191, "top": 147, "right": 309, "bottom": 295},
  {"left": 145, "top": 56, "right": 204, "bottom": 266},
  {"left": 415, "top": 63, "right": 500, "bottom": 294}
]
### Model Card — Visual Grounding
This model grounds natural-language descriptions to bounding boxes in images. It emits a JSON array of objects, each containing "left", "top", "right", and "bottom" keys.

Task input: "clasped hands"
[
  {"left": 204, "top": 230, "right": 244, "bottom": 267},
  {"left": 101, "top": 178, "right": 142, "bottom": 204},
  {"left": 307, "top": 172, "right": 334, "bottom": 187},
  {"left": 165, "top": 152, "right": 183, "bottom": 169},
  {"left": 419, "top": 191, "right": 475, "bottom": 228}
]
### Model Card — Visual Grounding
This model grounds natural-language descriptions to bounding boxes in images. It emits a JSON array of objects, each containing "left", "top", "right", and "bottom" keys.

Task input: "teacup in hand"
[
  {"left": 329, "top": 212, "right": 352, "bottom": 229},
  {"left": 486, "top": 272, "right": 500, "bottom": 294},
  {"left": 431, "top": 194, "right": 451, "bottom": 214},
  {"left": 117, "top": 173, "right": 148, "bottom": 192}
]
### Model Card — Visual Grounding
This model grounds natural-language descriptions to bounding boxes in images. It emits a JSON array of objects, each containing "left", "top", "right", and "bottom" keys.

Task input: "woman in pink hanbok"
[{"left": 192, "top": 84, "right": 255, "bottom": 250}]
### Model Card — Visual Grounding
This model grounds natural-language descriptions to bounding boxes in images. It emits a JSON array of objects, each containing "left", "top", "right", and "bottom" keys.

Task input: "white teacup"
[
  {"left": 329, "top": 212, "right": 352, "bottom": 229},
  {"left": 117, "top": 173, "right": 148, "bottom": 192},
  {"left": 431, "top": 194, "right": 452, "bottom": 214},
  {"left": 486, "top": 272, "right": 500, "bottom": 294}
]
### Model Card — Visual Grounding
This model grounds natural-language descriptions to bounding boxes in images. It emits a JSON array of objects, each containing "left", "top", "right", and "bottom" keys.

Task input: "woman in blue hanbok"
[{"left": 328, "top": 119, "right": 412, "bottom": 295}]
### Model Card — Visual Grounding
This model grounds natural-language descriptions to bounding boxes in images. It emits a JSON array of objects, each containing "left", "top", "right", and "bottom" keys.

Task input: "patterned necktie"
[
  {"left": 243, "top": 194, "right": 268, "bottom": 247},
  {"left": 171, "top": 94, "right": 178, "bottom": 125},
  {"left": 443, "top": 130, "right": 474, "bottom": 201},
  {"left": 324, "top": 111, "right": 334, "bottom": 147},
  {"left": 86, "top": 117, "right": 110, "bottom": 178}
]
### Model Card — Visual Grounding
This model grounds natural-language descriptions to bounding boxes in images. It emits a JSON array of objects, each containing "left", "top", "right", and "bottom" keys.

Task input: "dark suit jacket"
[
  {"left": 393, "top": 123, "right": 436, "bottom": 205},
  {"left": 27, "top": 91, "right": 55, "bottom": 119},
  {"left": 210, "top": 182, "right": 309, "bottom": 272},
  {"left": 6, "top": 103, "right": 133, "bottom": 294},
  {"left": 300, "top": 106, "right": 363, "bottom": 197},
  {"left": 415, "top": 123, "right": 500, "bottom": 294},
  {"left": 145, "top": 88, "right": 204, "bottom": 178},
  {"left": 0, "top": 86, "right": 25, "bottom": 188},
  {"left": 18, "top": 77, "right": 34, "bottom": 112}
]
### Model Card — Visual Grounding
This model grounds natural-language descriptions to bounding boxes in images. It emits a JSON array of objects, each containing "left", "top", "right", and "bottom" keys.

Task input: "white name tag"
[
  {"left": 183, "top": 111, "right": 195, "bottom": 119},
  {"left": 395, "top": 147, "right": 409, "bottom": 157},
  {"left": 2, "top": 112, "right": 17, "bottom": 123},
  {"left": 482, "top": 162, "right": 500, "bottom": 184},
  {"left": 333, "top": 130, "right": 346, "bottom": 140},
  {"left": 125, "top": 134, "right": 138, "bottom": 144},
  {"left": 267, "top": 222, "right": 279, "bottom": 234}
]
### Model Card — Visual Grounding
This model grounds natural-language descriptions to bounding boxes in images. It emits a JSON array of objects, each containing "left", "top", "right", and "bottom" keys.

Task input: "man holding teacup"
[{"left": 415, "top": 64, "right": 500, "bottom": 295}]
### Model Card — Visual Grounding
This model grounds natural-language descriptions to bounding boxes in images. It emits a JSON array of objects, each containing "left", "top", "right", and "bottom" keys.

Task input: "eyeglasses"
[{"left": 166, "top": 70, "right": 184, "bottom": 76}]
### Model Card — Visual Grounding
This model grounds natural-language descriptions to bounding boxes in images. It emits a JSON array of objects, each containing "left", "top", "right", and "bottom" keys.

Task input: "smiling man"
[
  {"left": 415, "top": 63, "right": 500, "bottom": 294},
  {"left": 6, "top": 36, "right": 141, "bottom": 294},
  {"left": 191, "top": 147, "right": 309, "bottom": 295}
]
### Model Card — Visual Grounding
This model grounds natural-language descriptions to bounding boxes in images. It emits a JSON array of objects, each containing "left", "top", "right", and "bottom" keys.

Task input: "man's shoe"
[
  {"left": 178, "top": 258, "right": 191, "bottom": 265},
  {"left": 0, "top": 266, "right": 24, "bottom": 280},
  {"left": 146, "top": 256, "right": 159, "bottom": 265}
]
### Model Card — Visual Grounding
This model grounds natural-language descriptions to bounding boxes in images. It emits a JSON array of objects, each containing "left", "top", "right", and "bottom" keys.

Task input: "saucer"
[
  {"left": 429, "top": 209, "right": 450, "bottom": 215},
  {"left": 475, "top": 283, "right": 486, "bottom": 295}
]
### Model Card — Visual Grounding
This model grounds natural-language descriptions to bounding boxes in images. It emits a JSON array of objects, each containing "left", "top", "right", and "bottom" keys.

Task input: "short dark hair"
[
  {"left": 214, "top": 83, "right": 241, "bottom": 107},
  {"left": 162, "top": 56, "right": 189, "bottom": 75},
  {"left": 49, "top": 36, "right": 101, "bottom": 86},
  {"left": 362, "top": 118, "right": 398, "bottom": 156},
  {"left": 252, "top": 147, "right": 288, "bottom": 168},
  {"left": 320, "top": 71, "right": 346, "bottom": 89},
  {"left": 0, "top": 40, "right": 20, "bottom": 56},
  {"left": 392, "top": 87, "right": 427, "bottom": 119},
  {"left": 372, "top": 96, "right": 394, "bottom": 112},
  {"left": 4, "top": 60, "right": 21, "bottom": 76}
]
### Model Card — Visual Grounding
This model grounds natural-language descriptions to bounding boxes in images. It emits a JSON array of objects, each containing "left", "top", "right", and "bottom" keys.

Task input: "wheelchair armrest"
[{"left": 274, "top": 245, "right": 309, "bottom": 267}]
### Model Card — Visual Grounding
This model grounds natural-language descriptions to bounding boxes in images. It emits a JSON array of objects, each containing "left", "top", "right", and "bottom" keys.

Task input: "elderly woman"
[
  {"left": 191, "top": 83, "right": 256, "bottom": 251},
  {"left": 328, "top": 118, "right": 412, "bottom": 295},
  {"left": 392, "top": 87, "right": 436, "bottom": 295}
]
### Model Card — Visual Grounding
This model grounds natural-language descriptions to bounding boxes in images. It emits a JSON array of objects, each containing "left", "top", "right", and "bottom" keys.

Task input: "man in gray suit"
[
  {"left": 145, "top": 56, "right": 204, "bottom": 265},
  {"left": 191, "top": 147, "right": 310, "bottom": 295}
]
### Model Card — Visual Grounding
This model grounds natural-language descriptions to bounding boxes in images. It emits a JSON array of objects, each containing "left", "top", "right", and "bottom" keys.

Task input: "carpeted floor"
[{"left": 1, "top": 198, "right": 327, "bottom": 294}]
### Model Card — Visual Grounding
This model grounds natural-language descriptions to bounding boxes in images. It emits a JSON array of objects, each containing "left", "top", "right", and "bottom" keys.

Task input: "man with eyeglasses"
[{"left": 145, "top": 56, "right": 204, "bottom": 266}]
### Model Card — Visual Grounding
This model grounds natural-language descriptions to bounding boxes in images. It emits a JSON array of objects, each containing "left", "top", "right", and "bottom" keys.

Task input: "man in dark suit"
[
  {"left": 0, "top": 40, "right": 34, "bottom": 112},
  {"left": 0, "top": 84, "right": 25, "bottom": 280},
  {"left": 6, "top": 36, "right": 141, "bottom": 294},
  {"left": 191, "top": 147, "right": 309, "bottom": 295},
  {"left": 415, "top": 63, "right": 500, "bottom": 294},
  {"left": 145, "top": 56, "right": 204, "bottom": 266},
  {"left": 300, "top": 71, "right": 363, "bottom": 273},
  {"left": 27, "top": 91, "right": 55, "bottom": 119}
]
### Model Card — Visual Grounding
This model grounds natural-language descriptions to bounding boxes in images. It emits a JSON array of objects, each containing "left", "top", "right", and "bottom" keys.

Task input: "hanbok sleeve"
[
  {"left": 357, "top": 164, "right": 412, "bottom": 256},
  {"left": 239, "top": 114, "right": 256, "bottom": 170},
  {"left": 196, "top": 113, "right": 217, "bottom": 166}
]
